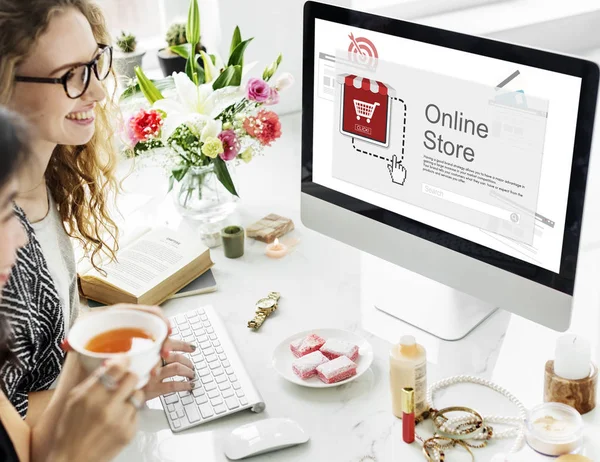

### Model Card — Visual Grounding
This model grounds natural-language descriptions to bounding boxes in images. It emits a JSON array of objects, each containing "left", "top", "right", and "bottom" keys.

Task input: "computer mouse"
[{"left": 224, "top": 417, "right": 310, "bottom": 460}]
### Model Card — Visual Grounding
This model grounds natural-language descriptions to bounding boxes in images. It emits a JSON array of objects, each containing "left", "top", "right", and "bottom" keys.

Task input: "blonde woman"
[{"left": 0, "top": 0, "right": 196, "bottom": 422}]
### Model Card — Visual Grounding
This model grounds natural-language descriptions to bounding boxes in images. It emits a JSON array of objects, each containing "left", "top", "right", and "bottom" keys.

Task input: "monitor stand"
[{"left": 361, "top": 253, "right": 498, "bottom": 342}]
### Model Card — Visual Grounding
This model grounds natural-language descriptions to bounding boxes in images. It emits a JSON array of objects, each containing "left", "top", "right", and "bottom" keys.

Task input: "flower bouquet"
[{"left": 121, "top": 0, "right": 293, "bottom": 221}]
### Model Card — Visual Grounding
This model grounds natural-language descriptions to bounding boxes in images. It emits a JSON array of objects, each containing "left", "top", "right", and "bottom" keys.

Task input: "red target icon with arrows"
[{"left": 348, "top": 33, "right": 379, "bottom": 69}]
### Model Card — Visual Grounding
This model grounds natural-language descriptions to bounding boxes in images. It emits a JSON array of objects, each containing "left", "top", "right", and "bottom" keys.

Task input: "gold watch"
[{"left": 248, "top": 292, "right": 280, "bottom": 330}]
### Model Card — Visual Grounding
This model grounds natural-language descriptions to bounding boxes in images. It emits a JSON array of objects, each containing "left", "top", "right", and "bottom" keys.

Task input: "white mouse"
[{"left": 224, "top": 418, "right": 310, "bottom": 460}]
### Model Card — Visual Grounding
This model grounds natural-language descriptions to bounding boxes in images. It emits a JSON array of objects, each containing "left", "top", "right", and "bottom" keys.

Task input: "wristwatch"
[{"left": 248, "top": 292, "right": 281, "bottom": 330}]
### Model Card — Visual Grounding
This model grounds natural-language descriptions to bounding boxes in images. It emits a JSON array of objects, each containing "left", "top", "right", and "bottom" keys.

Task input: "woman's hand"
[
  {"left": 143, "top": 338, "right": 196, "bottom": 400},
  {"left": 48, "top": 357, "right": 143, "bottom": 462}
]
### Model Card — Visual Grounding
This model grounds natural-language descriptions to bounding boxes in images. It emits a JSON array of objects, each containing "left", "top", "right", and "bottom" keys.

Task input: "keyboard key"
[
  {"left": 167, "top": 404, "right": 175, "bottom": 412},
  {"left": 206, "top": 327, "right": 214, "bottom": 334},
  {"left": 203, "top": 347, "right": 214, "bottom": 356},
  {"left": 219, "top": 382, "right": 231, "bottom": 391},
  {"left": 240, "top": 397, "right": 248, "bottom": 406},
  {"left": 203, "top": 321, "right": 211, "bottom": 328},
  {"left": 207, "top": 389, "right": 219, "bottom": 399},
  {"left": 214, "top": 404, "right": 227, "bottom": 414},
  {"left": 191, "top": 349, "right": 203, "bottom": 358},
  {"left": 225, "top": 367, "right": 234, "bottom": 375},
  {"left": 222, "top": 360, "right": 230, "bottom": 368},
  {"left": 170, "top": 411, "right": 178, "bottom": 420},
  {"left": 236, "top": 390, "right": 245, "bottom": 398},
  {"left": 201, "top": 376, "right": 214, "bottom": 385},
  {"left": 177, "top": 408, "right": 185, "bottom": 418},
  {"left": 196, "top": 395, "right": 208, "bottom": 405},
  {"left": 199, "top": 404, "right": 213, "bottom": 419},
  {"left": 216, "top": 375, "right": 227, "bottom": 384},
  {"left": 215, "top": 347, "right": 224, "bottom": 354},
  {"left": 213, "top": 368, "right": 224, "bottom": 376},
  {"left": 196, "top": 308, "right": 205, "bottom": 315},
  {"left": 209, "top": 334, "right": 218, "bottom": 341},
  {"left": 230, "top": 374, "right": 238, "bottom": 383},
  {"left": 212, "top": 340, "right": 221, "bottom": 347},
  {"left": 184, "top": 404, "right": 201, "bottom": 423},
  {"left": 193, "top": 356, "right": 206, "bottom": 365},
  {"left": 180, "top": 328, "right": 192, "bottom": 337},
  {"left": 165, "top": 395, "right": 179, "bottom": 404},
  {"left": 183, "top": 335, "right": 194, "bottom": 343},
  {"left": 223, "top": 388, "right": 235, "bottom": 398},
  {"left": 200, "top": 314, "right": 208, "bottom": 321},
  {"left": 226, "top": 397, "right": 239, "bottom": 410},
  {"left": 205, "top": 381, "right": 217, "bottom": 391},
  {"left": 209, "top": 362, "right": 221, "bottom": 371},
  {"left": 173, "top": 420, "right": 181, "bottom": 429},
  {"left": 192, "top": 388, "right": 205, "bottom": 397},
  {"left": 175, "top": 315, "right": 186, "bottom": 325},
  {"left": 205, "top": 354, "right": 217, "bottom": 363},
  {"left": 200, "top": 341, "right": 211, "bottom": 350},
  {"left": 218, "top": 353, "right": 227, "bottom": 361},
  {"left": 179, "top": 390, "right": 191, "bottom": 398},
  {"left": 232, "top": 382, "right": 241, "bottom": 390},
  {"left": 210, "top": 397, "right": 223, "bottom": 406},
  {"left": 199, "top": 368, "right": 211, "bottom": 377},
  {"left": 181, "top": 395, "right": 194, "bottom": 405},
  {"left": 198, "top": 335, "right": 209, "bottom": 343}
]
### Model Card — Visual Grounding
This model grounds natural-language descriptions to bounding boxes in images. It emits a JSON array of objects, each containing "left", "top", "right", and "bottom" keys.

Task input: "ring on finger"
[
  {"left": 99, "top": 372, "right": 118, "bottom": 391},
  {"left": 128, "top": 394, "right": 144, "bottom": 410}
]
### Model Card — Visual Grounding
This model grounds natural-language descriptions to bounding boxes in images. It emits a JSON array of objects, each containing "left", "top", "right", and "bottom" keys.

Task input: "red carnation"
[
  {"left": 242, "top": 110, "right": 282, "bottom": 146},
  {"left": 128, "top": 109, "right": 163, "bottom": 143}
]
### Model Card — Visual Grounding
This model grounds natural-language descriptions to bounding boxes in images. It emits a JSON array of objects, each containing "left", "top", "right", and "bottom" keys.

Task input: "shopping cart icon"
[{"left": 354, "top": 100, "right": 380, "bottom": 123}]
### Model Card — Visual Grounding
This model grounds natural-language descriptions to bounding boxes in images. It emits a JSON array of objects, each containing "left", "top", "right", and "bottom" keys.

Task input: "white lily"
[{"left": 153, "top": 72, "right": 244, "bottom": 140}]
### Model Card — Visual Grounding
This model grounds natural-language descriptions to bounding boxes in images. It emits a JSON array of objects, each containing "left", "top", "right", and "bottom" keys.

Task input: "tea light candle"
[
  {"left": 265, "top": 238, "right": 288, "bottom": 258},
  {"left": 554, "top": 334, "right": 591, "bottom": 380}
]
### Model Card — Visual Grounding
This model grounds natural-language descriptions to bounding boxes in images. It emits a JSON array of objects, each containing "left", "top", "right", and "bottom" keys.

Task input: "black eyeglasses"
[{"left": 15, "top": 44, "right": 113, "bottom": 99}]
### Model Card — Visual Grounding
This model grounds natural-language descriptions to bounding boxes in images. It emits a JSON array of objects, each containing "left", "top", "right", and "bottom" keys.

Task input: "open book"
[{"left": 79, "top": 227, "right": 214, "bottom": 306}]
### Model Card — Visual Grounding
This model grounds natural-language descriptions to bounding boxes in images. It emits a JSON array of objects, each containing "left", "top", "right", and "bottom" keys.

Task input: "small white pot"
[{"left": 113, "top": 49, "right": 146, "bottom": 81}]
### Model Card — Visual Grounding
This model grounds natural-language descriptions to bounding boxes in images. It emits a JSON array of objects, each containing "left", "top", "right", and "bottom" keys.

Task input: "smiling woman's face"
[
  {"left": 0, "top": 178, "right": 27, "bottom": 291},
  {"left": 10, "top": 7, "right": 107, "bottom": 147}
]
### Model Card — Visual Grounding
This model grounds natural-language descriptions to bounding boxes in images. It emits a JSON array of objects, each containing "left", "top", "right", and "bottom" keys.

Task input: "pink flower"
[
  {"left": 246, "top": 78, "right": 271, "bottom": 103},
  {"left": 218, "top": 130, "right": 240, "bottom": 161},
  {"left": 265, "top": 88, "right": 280, "bottom": 106},
  {"left": 128, "top": 109, "right": 163, "bottom": 143},
  {"left": 243, "top": 110, "right": 282, "bottom": 146}
]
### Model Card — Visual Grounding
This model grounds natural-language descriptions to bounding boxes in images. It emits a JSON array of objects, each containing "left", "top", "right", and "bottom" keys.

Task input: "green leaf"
[
  {"left": 228, "top": 38, "right": 253, "bottom": 68},
  {"left": 134, "top": 66, "right": 164, "bottom": 104},
  {"left": 229, "top": 26, "right": 242, "bottom": 58},
  {"left": 170, "top": 44, "right": 191, "bottom": 60},
  {"left": 200, "top": 50, "right": 213, "bottom": 82},
  {"left": 186, "top": 56, "right": 198, "bottom": 85},
  {"left": 186, "top": 0, "right": 201, "bottom": 47},
  {"left": 119, "top": 76, "right": 173, "bottom": 102},
  {"left": 213, "top": 157, "right": 239, "bottom": 197},
  {"left": 212, "top": 66, "right": 235, "bottom": 90},
  {"left": 230, "top": 65, "right": 242, "bottom": 86},
  {"left": 172, "top": 165, "right": 189, "bottom": 182},
  {"left": 167, "top": 175, "right": 175, "bottom": 193}
]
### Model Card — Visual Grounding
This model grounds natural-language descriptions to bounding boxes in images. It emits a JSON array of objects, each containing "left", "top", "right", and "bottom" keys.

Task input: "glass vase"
[{"left": 172, "top": 164, "right": 238, "bottom": 222}]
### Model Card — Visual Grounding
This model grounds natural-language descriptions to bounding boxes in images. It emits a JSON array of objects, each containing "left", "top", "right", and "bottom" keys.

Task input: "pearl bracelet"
[{"left": 427, "top": 375, "right": 527, "bottom": 453}]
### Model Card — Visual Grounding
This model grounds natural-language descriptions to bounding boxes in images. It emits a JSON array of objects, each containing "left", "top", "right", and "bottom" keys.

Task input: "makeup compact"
[{"left": 525, "top": 403, "right": 584, "bottom": 457}]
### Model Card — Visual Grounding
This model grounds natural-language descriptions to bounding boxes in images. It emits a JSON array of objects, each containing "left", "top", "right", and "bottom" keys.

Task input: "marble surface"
[{"left": 111, "top": 112, "right": 600, "bottom": 462}]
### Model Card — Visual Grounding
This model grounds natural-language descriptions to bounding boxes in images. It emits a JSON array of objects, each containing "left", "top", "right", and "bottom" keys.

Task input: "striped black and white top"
[{"left": 0, "top": 205, "right": 66, "bottom": 417}]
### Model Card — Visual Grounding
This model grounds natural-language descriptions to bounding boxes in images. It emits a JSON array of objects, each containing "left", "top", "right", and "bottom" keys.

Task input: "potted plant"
[
  {"left": 113, "top": 31, "right": 145, "bottom": 82},
  {"left": 157, "top": 22, "right": 206, "bottom": 77}
]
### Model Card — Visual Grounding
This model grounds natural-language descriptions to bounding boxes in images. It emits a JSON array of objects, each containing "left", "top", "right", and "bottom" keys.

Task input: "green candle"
[{"left": 221, "top": 225, "right": 245, "bottom": 258}]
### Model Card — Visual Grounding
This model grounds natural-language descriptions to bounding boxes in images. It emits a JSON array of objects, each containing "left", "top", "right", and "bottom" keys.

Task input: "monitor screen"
[{"left": 308, "top": 15, "right": 591, "bottom": 289}]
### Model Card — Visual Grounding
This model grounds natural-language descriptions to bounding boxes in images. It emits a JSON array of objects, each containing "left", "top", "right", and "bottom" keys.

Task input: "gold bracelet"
[{"left": 431, "top": 406, "right": 485, "bottom": 441}]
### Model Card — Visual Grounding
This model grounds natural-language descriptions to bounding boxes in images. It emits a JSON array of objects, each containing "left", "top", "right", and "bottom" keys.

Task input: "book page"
[{"left": 85, "top": 228, "right": 207, "bottom": 297}]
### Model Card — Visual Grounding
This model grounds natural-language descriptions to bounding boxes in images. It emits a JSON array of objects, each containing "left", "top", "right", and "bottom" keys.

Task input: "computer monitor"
[{"left": 300, "top": 1, "right": 599, "bottom": 340}]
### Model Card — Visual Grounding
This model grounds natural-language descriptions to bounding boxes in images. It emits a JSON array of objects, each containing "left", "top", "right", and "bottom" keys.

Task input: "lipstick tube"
[{"left": 402, "top": 387, "right": 415, "bottom": 443}]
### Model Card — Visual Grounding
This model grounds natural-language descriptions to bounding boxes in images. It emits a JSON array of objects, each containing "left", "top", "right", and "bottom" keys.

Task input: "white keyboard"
[{"left": 160, "top": 306, "right": 265, "bottom": 432}]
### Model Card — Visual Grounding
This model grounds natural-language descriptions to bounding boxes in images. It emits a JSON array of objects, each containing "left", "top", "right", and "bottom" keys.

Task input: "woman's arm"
[{"left": 24, "top": 391, "right": 54, "bottom": 427}]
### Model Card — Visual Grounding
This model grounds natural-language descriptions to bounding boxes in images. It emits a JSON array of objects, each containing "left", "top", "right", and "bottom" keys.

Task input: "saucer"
[{"left": 272, "top": 328, "right": 374, "bottom": 388}]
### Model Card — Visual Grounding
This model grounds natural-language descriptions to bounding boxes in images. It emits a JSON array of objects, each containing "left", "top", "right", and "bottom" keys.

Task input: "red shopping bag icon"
[{"left": 338, "top": 74, "right": 394, "bottom": 147}]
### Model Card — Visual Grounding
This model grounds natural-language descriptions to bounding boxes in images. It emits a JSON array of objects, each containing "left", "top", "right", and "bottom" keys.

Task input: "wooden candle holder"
[{"left": 544, "top": 360, "right": 598, "bottom": 415}]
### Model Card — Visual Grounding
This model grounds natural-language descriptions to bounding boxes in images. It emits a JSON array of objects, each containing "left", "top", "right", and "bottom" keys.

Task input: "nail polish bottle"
[{"left": 402, "top": 387, "right": 415, "bottom": 443}]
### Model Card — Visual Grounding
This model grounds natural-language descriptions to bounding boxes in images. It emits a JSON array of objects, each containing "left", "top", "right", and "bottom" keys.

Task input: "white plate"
[{"left": 272, "top": 329, "right": 374, "bottom": 388}]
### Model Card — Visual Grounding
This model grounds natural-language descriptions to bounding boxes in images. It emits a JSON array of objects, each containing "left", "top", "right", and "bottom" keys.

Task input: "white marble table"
[{"left": 112, "top": 112, "right": 600, "bottom": 462}]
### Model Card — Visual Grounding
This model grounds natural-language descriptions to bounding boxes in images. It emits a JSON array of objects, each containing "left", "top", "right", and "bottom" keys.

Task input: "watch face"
[{"left": 257, "top": 298, "right": 276, "bottom": 309}]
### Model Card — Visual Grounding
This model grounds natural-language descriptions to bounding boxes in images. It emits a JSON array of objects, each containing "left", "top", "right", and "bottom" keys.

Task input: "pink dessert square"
[
  {"left": 292, "top": 351, "right": 329, "bottom": 379},
  {"left": 316, "top": 356, "right": 357, "bottom": 384},
  {"left": 290, "top": 334, "right": 326, "bottom": 358},
  {"left": 319, "top": 338, "right": 359, "bottom": 361}
]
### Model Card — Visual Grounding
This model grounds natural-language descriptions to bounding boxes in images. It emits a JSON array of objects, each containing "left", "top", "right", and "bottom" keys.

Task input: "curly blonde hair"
[{"left": 0, "top": 0, "right": 119, "bottom": 267}]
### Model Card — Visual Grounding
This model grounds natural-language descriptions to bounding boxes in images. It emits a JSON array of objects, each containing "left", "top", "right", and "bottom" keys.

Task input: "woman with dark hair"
[{"left": 0, "top": 106, "right": 150, "bottom": 462}]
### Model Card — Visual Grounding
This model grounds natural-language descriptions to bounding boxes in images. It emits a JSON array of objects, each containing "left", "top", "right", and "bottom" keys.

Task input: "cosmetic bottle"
[
  {"left": 402, "top": 387, "right": 415, "bottom": 443},
  {"left": 390, "top": 335, "right": 427, "bottom": 418}
]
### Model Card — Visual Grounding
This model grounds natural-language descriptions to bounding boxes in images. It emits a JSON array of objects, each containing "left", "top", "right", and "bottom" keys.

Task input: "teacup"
[{"left": 68, "top": 309, "right": 168, "bottom": 388}]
